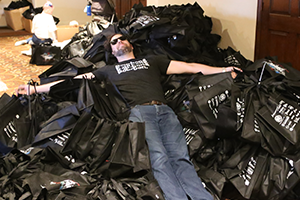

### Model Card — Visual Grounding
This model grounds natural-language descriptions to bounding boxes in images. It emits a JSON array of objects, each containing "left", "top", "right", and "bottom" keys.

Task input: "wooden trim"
[{"left": 254, "top": 0, "right": 263, "bottom": 60}]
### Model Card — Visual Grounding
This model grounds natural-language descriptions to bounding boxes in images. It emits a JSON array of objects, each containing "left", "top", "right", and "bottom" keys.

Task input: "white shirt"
[{"left": 31, "top": 12, "right": 57, "bottom": 40}]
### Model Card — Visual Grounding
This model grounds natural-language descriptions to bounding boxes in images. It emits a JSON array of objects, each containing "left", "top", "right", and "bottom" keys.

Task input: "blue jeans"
[
  {"left": 32, "top": 34, "right": 53, "bottom": 45},
  {"left": 129, "top": 105, "right": 213, "bottom": 200}
]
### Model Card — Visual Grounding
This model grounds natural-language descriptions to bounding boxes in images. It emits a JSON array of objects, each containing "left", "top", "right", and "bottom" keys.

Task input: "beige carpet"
[{"left": 0, "top": 35, "right": 51, "bottom": 97}]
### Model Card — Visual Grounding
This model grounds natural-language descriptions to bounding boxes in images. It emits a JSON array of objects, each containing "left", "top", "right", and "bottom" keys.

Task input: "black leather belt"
[{"left": 142, "top": 100, "right": 165, "bottom": 105}]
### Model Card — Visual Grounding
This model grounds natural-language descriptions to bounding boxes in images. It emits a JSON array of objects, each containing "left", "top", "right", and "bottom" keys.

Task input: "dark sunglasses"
[{"left": 110, "top": 35, "right": 127, "bottom": 45}]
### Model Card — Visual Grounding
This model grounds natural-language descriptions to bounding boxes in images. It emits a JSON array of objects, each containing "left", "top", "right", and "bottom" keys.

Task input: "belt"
[{"left": 142, "top": 100, "right": 165, "bottom": 105}]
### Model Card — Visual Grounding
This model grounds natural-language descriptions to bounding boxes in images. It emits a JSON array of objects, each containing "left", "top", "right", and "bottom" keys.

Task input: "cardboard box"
[
  {"left": 21, "top": 17, "right": 32, "bottom": 33},
  {"left": 56, "top": 25, "right": 80, "bottom": 42},
  {"left": 4, "top": 6, "right": 30, "bottom": 31}
]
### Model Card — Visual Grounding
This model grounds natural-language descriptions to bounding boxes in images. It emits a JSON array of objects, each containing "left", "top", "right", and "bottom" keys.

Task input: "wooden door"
[
  {"left": 114, "top": 0, "right": 147, "bottom": 19},
  {"left": 255, "top": 0, "right": 300, "bottom": 71}
]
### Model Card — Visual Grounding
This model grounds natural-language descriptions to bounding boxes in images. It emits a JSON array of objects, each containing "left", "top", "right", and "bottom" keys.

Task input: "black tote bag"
[
  {"left": 94, "top": 121, "right": 151, "bottom": 178},
  {"left": 0, "top": 95, "right": 24, "bottom": 148},
  {"left": 30, "top": 44, "right": 61, "bottom": 66},
  {"left": 256, "top": 92, "right": 300, "bottom": 146},
  {"left": 86, "top": 77, "right": 131, "bottom": 121},
  {"left": 240, "top": 91, "right": 264, "bottom": 144},
  {"left": 32, "top": 103, "right": 80, "bottom": 151},
  {"left": 39, "top": 56, "right": 94, "bottom": 84},
  {"left": 224, "top": 148, "right": 269, "bottom": 199},
  {"left": 190, "top": 76, "right": 233, "bottom": 139},
  {"left": 260, "top": 156, "right": 300, "bottom": 200}
]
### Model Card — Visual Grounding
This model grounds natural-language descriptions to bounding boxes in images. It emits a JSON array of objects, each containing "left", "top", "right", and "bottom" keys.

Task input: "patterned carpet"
[{"left": 0, "top": 35, "right": 50, "bottom": 97}]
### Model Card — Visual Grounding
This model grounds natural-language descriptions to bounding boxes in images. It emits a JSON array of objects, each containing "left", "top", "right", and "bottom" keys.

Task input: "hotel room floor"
[{"left": 0, "top": 34, "right": 51, "bottom": 97}]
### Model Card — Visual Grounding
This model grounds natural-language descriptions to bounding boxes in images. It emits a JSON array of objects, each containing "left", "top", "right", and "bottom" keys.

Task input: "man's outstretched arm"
[
  {"left": 166, "top": 60, "right": 242, "bottom": 77},
  {"left": 16, "top": 72, "right": 95, "bottom": 95}
]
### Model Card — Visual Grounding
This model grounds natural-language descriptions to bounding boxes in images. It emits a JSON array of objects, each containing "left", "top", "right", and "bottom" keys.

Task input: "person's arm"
[
  {"left": 16, "top": 72, "right": 95, "bottom": 95},
  {"left": 166, "top": 60, "right": 241, "bottom": 76},
  {"left": 49, "top": 30, "right": 57, "bottom": 43}
]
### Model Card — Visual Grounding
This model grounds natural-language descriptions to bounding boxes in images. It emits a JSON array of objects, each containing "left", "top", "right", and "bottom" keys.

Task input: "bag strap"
[
  {"left": 111, "top": 178, "right": 136, "bottom": 200},
  {"left": 66, "top": 57, "right": 94, "bottom": 69},
  {"left": 27, "top": 79, "right": 38, "bottom": 120}
]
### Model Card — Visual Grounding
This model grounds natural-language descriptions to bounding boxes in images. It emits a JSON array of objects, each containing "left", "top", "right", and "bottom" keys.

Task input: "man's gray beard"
[{"left": 113, "top": 46, "right": 132, "bottom": 57}]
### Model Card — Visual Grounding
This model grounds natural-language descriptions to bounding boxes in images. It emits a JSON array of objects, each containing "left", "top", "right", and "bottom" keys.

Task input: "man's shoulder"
[{"left": 139, "top": 54, "right": 169, "bottom": 60}]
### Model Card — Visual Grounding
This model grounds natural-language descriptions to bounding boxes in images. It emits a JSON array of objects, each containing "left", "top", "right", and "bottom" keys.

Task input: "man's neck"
[{"left": 116, "top": 53, "right": 135, "bottom": 63}]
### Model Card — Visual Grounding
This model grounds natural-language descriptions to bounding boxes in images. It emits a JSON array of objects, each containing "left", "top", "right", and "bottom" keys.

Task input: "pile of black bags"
[{"left": 1, "top": 2, "right": 300, "bottom": 200}]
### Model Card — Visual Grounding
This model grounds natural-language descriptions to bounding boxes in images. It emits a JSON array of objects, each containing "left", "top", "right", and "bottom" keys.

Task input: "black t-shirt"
[{"left": 93, "top": 55, "right": 171, "bottom": 106}]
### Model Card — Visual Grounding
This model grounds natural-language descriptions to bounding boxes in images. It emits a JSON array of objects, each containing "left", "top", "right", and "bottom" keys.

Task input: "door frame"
[{"left": 254, "top": 0, "right": 264, "bottom": 60}]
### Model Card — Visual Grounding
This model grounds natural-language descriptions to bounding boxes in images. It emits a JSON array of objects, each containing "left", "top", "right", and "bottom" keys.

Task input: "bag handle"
[
  {"left": 27, "top": 79, "right": 38, "bottom": 120},
  {"left": 111, "top": 178, "right": 136, "bottom": 200}
]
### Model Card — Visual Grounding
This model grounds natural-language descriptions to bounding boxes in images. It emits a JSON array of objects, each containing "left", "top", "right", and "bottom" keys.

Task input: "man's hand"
[{"left": 223, "top": 66, "right": 242, "bottom": 79}]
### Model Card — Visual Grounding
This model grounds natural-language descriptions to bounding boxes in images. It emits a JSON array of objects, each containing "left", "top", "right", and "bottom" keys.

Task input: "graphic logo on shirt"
[
  {"left": 41, "top": 52, "right": 56, "bottom": 61},
  {"left": 115, "top": 58, "right": 150, "bottom": 74}
]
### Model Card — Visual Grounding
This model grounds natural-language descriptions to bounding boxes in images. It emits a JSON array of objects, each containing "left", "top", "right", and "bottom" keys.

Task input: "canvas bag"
[
  {"left": 257, "top": 92, "right": 300, "bottom": 146},
  {"left": 254, "top": 92, "right": 300, "bottom": 156},
  {"left": 162, "top": 74, "right": 198, "bottom": 129},
  {"left": 224, "top": 147, "right": 269, "bottom": 199},
  {"left": 257, "top": 156, "right": 300, "bottom": 200},
  {"left": 85, "top": 77, "right": 130, "bottom": 121},
  {"left": 30, "top": 44, "right": 61, "bottom": 66},
  {"left": 39, "top": 56, "right": 94, "bottom": 85},
  {"left": 190, "top": 76, "right": 233, "bottom": 139},
  {"left": 94, "top": 121, "right": 151, "bottom": 178},
  {"left": 61, "top": 109, "right": 116, "bottom": 166},
  {"left": 87, "top": 172, "right": 165, "bottom": 200},
  {"left": 31, "top": 102, "right": 80, "bottom": 152},
  {"left": 0, "top": 94, "right": 24, "bottom": 148}
]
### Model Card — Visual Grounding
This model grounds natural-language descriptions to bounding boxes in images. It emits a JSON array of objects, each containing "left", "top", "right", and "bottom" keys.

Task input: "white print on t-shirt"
[{"left": 115, "top": 59, "right": 150, "bottom": 74}]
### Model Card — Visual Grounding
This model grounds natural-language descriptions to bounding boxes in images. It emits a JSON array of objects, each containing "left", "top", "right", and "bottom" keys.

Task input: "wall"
[
  {"left": 0, "top": 0, "right": 32, "bottom": 26},
  {"left": 0, "top": 0, "right": 92, "bottom": 27},
  {"left": 33, "top": 0, "right": 91, "bottom": 25},
  {"left": 147, "top": 0, "right": 258, "bottom": 61},
  {"left": 0, "top": 0, "right": 257, "bottom": 61}
]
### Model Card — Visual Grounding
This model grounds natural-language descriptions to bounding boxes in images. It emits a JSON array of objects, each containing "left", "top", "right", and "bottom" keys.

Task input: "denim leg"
[
  {"left": 26, "top": 37, "right": 32, "bottom": 44},
  {"left": 129, "top": 105, "right": 188, "bottom": 200},
  {"left": 157, "top": 105, "right": 213, "bottom": 200},
  {"left": 32, "top": 34, "right": 42, "bottom": 45},
  {"left": 129, "top": 105, "right": 213, "bottom": 200}
]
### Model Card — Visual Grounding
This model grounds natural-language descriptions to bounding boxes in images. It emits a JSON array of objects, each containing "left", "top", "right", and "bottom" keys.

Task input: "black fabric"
[
  {"left": 0, "top": 95, "right": 25, "bottom": 149},
  {"left": 48, "top": 79, "right": 82, "bottom": 102},
  {"left": 91, "top": 0, "right": 116, "bottom": 17},
  {"left": 94, "top": 121, "right": 150, "bottom": 178},
  {"left": 15, "top": 94, "right": 57, "bottom": 149},
  {"left": 220, "top": 46, "right": 252, "bottom": 69},
  {"left": 4, "top": 0, "right": 33, "bottom": 10},
  {"left": 195, "top": 164, "right": 226, "bottom": 200},
  {"left": 87, "top": 172, "right": 164, "bottom": 200},
  {"left": 227, "top": 149, "right": 269, "bottom": 199},
  {"left": 32, "top": 102, "right": 79, "bottom": 150},
  {"left": 39, "top": 56, "right": 94, "bottom": 84},
  {"left": 30, "top": 44, "right": 61, "bottom": 66},
  {"left": 22, "top": 7, "right": 60, "bottom": 24},
  {"left": 162, "top": 74, "right": 198, "bottom": 129},
  {"left": 189, "top": 74, "right": 233, "bottom": 139},
  {"left": 82, "top": 78, "right": 130, "bottom": 121},
  {"left": 4, "top": 3, "right": 300, "bottom": 200},
  {"left": 93, "top": 55, "right": 170, "bottom": 107},
  {"left": 61, "top": 110, "right": 116, "bottom": 167},
  {"left": 68, "top": 39, "right": 86, "bottom": 58},
  {"left": 22, "top": 7, "right": 43, "bottom": 19}
]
